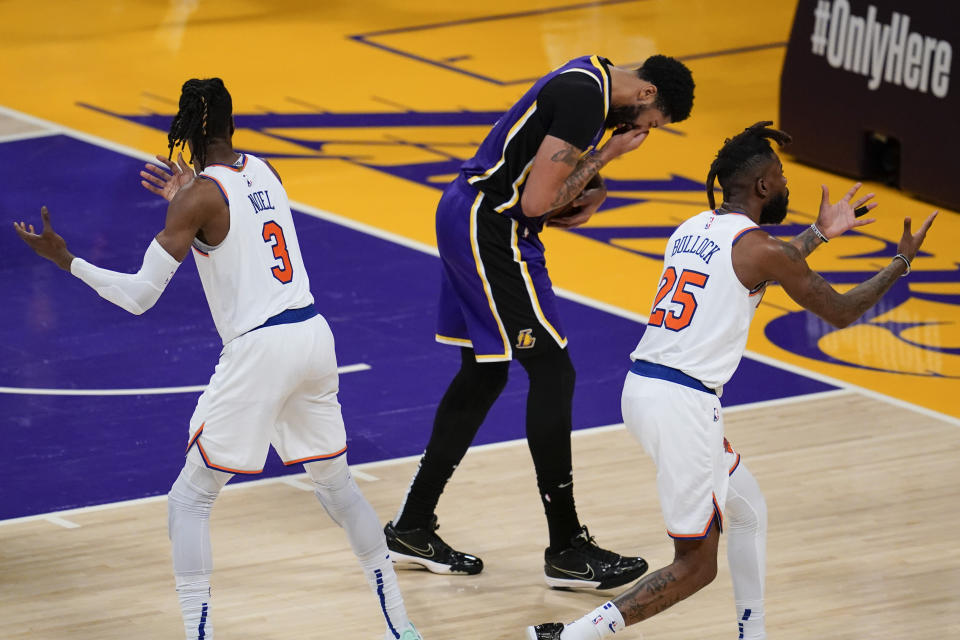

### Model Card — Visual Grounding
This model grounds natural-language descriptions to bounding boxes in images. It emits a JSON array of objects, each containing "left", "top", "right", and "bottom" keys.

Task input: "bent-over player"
[
  {"left": 15, "top": 78, "right": 423, "bottom": 640},
  {"left": 526, "top": 121, "right": 937, "bottom": 639},
  {"left": 386, "top": 54, "right": 695, "bottom": 591}
]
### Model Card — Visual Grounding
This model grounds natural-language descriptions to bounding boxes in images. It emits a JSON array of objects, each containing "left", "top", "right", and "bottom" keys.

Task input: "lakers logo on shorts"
[{"left": 516, "top": 328, "right": 536, "bottom": 349}]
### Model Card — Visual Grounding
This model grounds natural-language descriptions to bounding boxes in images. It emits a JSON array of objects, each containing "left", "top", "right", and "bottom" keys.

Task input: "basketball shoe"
[
  {"left": 544, "top": 526, "right": 648, "bottom": 589},
  {"left": 384, "top": 516, "right": 483, "bottom": 575},
  {"left": 525, "top": 623, "right": 564, "bottom": 639},
  {"left": 385, "top": 622, "right": 424, "bottom": 640}
]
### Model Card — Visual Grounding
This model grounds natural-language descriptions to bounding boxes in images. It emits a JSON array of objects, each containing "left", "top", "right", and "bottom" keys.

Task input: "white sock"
[
  {"left": 168, "top": 460, "right": 231, "bottom": 640},
  {"left": 735, "top": 603, "right": 765, "bottom": 640},
  {"left": 176, "top": 574, "right": 213, "bottom": 639},
  {"left": 561, "top": 602, "right": 625, "bottom": 639},
  {"left": 306, "top": 458, "right": 411, "bottom": 636},
  {"left": 726, "top": 462, "right": 767, "bottom": 640}
]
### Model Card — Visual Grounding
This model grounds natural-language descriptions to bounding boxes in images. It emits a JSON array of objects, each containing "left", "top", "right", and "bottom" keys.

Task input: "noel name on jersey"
[{"left": 248, "top": 189, "right": 275, "bottom": 214}]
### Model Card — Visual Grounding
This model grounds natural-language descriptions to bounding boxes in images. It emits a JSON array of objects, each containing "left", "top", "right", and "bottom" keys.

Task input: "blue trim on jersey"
[
  {"left": 197, "top": 174, "right": 228, "bottom": 205},
  {"left": 249, "top": 304, "right": 318, "bottom": 333},
  {"left": 629, "top": 359, "right": 716, "bottom": 395}
]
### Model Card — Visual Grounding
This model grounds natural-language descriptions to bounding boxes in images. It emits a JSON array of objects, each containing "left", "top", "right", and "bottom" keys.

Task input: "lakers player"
[
  {"left": 14, "top": 78, "right": 423, "bottom": 640},
  {"left": 526, "top": 122, "right": 937, "bottom": 639}
]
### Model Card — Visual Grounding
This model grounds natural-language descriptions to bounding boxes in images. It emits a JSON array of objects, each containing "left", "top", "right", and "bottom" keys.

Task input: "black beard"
[
  {"left": 759, "top": 190, "right": 789, "bottom": 224},
  {"left": 605, "top": 103, "right": 643, "bottom": 130}
]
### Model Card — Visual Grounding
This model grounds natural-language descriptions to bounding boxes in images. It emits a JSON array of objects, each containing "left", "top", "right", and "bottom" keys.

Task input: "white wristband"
[
  {"left": 810, "top": 223, "right": 829, "bottom": 243},
  {"left": 71, "top": 238, "right": 181, "bottom": 315},
  {"left": 892, "top": 253, "right": 911, "bottom": 277}
]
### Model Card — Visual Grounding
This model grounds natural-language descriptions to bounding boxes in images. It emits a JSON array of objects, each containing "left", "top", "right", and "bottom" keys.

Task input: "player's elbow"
[{"left": 520, "top": 191, "right": 551, "bottom": 218}]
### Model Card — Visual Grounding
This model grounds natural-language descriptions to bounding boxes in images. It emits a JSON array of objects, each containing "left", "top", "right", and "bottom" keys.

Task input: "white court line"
[
  {"left": 281, "top": 478, "right": 315, "bottom": 492},
  {"left": 0, "top": 363, "right": 371, "bottom": 396},
  {"left": 0, "top": 129, "right": 58, "bottom": 144},
  {"left": 350, "top": 469, "right": 380, "bottom": 482},
  {"left": 44, "top": 515, "right": 80, "bottom": 529},
  {"left": 0, "top": 388, "right": 864, "bottom": 529}
]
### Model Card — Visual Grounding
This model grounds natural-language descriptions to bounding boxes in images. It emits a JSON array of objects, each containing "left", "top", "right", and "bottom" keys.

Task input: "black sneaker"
[
  {"left": 543, "top": 525, "right": 648, "bottom": 589},
  {"left": 525, "top": 623, "right": 564, "bottom": 639},
  {"left": 384, "top": 516, "right": 483, "bottom": 575}
]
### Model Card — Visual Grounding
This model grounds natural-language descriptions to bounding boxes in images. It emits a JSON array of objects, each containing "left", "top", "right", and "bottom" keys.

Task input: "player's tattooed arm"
[
  {"left": 788, "top": 226, "right": 823, "bottom": 259},
  {"left": 547, "top": 149, "right": 603, "bottom": 210},
  {"left": 769, "top": 211, "right": 937, "bottom": 328}
]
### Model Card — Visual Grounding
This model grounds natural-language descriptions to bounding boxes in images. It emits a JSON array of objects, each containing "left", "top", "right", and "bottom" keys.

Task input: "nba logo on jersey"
[
  {"left": 714, "top": 407, "right": 720, "bottom": 422},
  {"left": 516, "top": 328, "right": 536, "bottom": 349}
]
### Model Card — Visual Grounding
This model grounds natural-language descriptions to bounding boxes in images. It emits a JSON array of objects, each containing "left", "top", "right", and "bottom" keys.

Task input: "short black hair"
[
  {"left": 706, "top": 121, "right": 792, "bottom": 209},
  {"left": 636, "top": 55, "right": 695, "bottom": 123},
  {"left": 167, "top": 78, "right": 233, "bottom": 170}
]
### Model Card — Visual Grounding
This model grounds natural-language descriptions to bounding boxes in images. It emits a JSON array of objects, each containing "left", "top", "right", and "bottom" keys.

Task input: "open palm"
[{"left": 140, "top": 152, "right": 194, "bottom": 202}]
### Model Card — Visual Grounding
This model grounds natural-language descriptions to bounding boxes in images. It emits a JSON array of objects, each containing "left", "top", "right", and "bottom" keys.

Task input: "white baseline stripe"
[
  {"left": 0, "top": 129, "right": 58, "bottom": 144},
  {"left": 0, "top": 388, "right": 860, "bottom": 528},
  {"left": 0, "top": 363, "right": 371, "bottom": 396}
]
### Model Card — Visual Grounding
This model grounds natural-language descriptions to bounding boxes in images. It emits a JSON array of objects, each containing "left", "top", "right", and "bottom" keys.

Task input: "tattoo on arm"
[
  {"left": 549, "top": 144, "right": 580, "bottom": 167},
  {"left": 779, "top": 243, "right": 904, "bottom": 327},
  {"left": 789, "top": 227, "right": 822, "bottom": 259},
  {"left": 548, "top": 153, "right": 603, "bottom": 210}
]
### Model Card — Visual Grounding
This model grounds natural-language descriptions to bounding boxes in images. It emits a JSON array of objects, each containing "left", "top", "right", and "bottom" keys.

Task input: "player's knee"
[
  {"left": 305, "top": 457, "right": 362, "bottom": 520},
  {"left": 458, "top": 350, "right": 509, "bottom": 398},
  {"left": 167, "top": 461, "right": 229, "bottom": 536},
  {"left": 520, "top": 348, "right": 576, "bottom": 393}
]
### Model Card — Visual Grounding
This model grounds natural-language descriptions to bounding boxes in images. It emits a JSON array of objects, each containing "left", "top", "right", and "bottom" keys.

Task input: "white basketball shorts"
[
  {"left": 622, "top": 370, "right": 739, "bottom": 539},
  {"left": 186, "top": 313, "right": 348, "bottom": 474}
]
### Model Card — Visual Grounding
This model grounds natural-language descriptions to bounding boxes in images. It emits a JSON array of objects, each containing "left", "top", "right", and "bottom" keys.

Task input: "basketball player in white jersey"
[
  {"left": 526, "top": 122, "right": 937, "bottom": 639},
  {"left": 14, "top": 78, "right": 423, "bottom": 640}
]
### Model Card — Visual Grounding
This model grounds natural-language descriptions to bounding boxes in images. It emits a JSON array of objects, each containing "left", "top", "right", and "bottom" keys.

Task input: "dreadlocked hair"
[
  {"left": 705, "top": 121, "right": 792, "bottom": 209},
  {"left": 636, "top": 55, "right": 695, "bottom": 123},
  {"left": 167, "top": 78, "right": 233, "bottom": 170}
]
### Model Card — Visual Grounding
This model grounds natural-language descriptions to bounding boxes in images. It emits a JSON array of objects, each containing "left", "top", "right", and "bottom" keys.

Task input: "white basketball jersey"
[
  {"left": 193, "top": 154, "right": 313, "bottom": 344},
  {"left": 630, "top": 210, "right": 766, "bottom": 390}
]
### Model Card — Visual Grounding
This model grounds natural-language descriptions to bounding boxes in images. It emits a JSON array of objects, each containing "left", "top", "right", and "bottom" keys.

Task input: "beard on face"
[
  {"left": 605, "top": 103, "right": 643, "bottom": 130},
  {"left": 759, "top": 189, "right": 789, "bottom": 224}
]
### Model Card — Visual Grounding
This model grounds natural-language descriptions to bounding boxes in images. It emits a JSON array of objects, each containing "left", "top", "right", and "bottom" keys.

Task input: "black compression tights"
[{"left": 396, "top": 347, "right": 581, "bottom": 550}]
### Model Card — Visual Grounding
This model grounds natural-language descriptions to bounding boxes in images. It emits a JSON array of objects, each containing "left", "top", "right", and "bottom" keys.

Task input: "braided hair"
[
  {"left": 706, "top": 121, "right": 792, "bottom": 209},
  {"left": 167, "top": 78, "right": 233, "bottom": 170}
]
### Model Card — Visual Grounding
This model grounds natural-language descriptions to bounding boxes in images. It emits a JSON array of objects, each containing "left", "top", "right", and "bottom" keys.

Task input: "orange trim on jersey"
[
  {"left": 729, "top": 453, "right": 742, "bottom": 475},
  {"left": 192, "top": 245, "right": 209, "bottom": 257},
  {"left": 186, "top": 422, "right": 205, "bottom": 451},
  {"left": 194, "top": 439, "right": 264, "bottom": 475},
  {"left": 732, "top": 226, "right": 763, "bottom": 246},
  {"left": 667, "top": 493, "right": 724, "bottom": 539},
  {"left": 282, "top": 446, "right": 348, "bottom": 466},
  {"left": 205, "top": 153, "right": 247, "bottom": 172}
]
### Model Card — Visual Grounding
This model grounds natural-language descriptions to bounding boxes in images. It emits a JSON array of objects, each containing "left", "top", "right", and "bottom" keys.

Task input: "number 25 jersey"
[
  {"left": 630, "top": 210, "right": 766, "bottom": 391},
  {"left": 194, "top": 154, "right": 314, "bottom": 344}
]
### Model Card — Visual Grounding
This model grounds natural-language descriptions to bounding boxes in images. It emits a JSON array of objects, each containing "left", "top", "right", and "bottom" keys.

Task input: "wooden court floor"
[{"left": 3, "top": 391, "right": 958, "bottom": 639}]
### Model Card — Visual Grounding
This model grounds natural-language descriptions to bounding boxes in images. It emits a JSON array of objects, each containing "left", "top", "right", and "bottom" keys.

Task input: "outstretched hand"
[
  {"left": 140, "top": 152, "right": 194, "bottom": 202},
  {"left": 816, "top": 182, "right": 877, "bottom": 239},
  {"left": 897, "top": 211, "right": 938, "bottom": 261},
  {"left": 13, "top": 206, "right": 74, "bottom": 271}
]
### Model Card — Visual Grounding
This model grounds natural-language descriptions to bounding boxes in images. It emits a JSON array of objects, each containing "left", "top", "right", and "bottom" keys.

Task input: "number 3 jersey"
[
  {"left": 193, "top": 154, "right": 314, "bottom": 344},
  {"left": 630, "top": 210, "right": 766, "bottom": 391}
]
